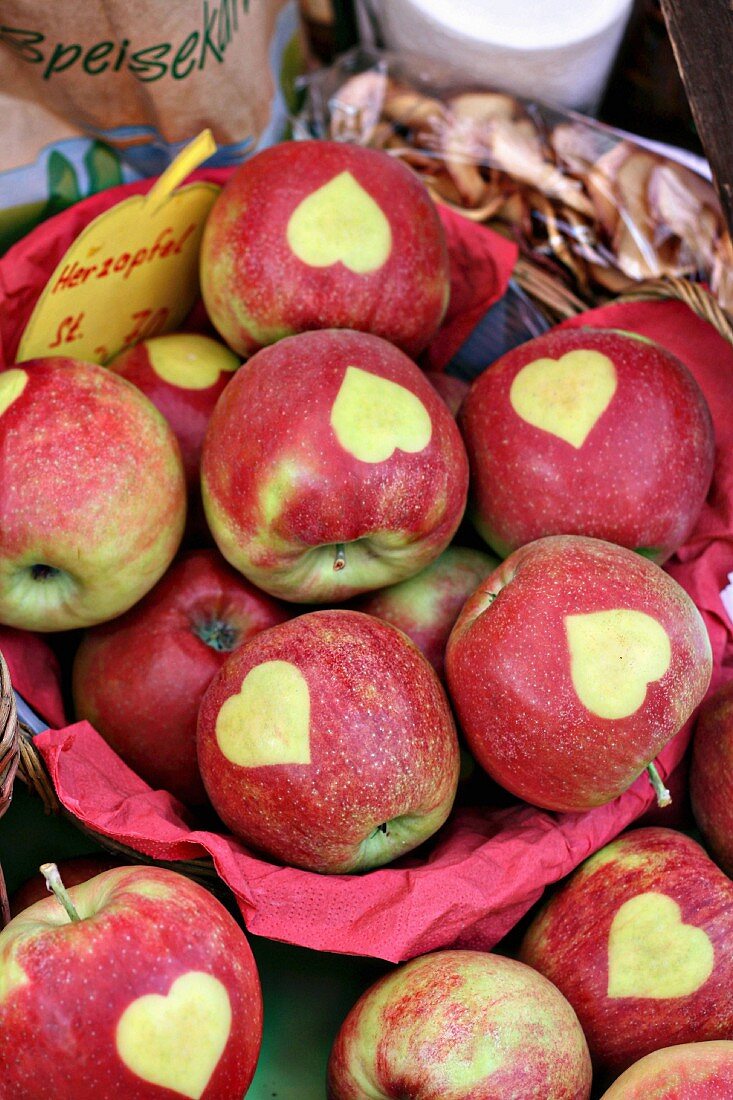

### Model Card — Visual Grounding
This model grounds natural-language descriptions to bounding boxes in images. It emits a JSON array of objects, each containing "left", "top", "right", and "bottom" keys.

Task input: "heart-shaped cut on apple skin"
[
  {"left": 607, "top": 892, "right": 714, "bottom": 998},
  {"left": 565, "top": 608, "right": 672, "bottom": 720},
  {"left": 147, "top": 334, "right": 239, "bottom": 391},
  {"left": 509, "top": 349, "right": 617, "bottom": 448},
  {"left": 115, "top": 970, "right": 232, "bottom": 1099},
  {"left": 215, "top": 659, "right": 311, "bottom": 767},
  {"left": 0, "top": 368, "right": 27, "bottom": 416},
  {"left": 286, "top": 171, "right": 392, "bottom": 275},
  {"left": 330, "top": 365, "right": 433, "bottom": 463}
]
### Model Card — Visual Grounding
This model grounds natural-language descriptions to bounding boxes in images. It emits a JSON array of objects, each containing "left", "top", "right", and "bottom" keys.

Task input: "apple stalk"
[
  {"left": 646, "top": 761, "right": 672, "bottom": 808},
  {"left": 40, "top": 863, "right": 81, "bottom": 923},
  {"left": 333, "top": 544, "right": 346, "bottom": 572}
]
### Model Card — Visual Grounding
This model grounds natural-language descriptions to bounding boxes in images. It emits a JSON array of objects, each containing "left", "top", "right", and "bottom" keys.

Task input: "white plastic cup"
[{"left": 362, "top": 0, "right": 635, "bottom": 113}]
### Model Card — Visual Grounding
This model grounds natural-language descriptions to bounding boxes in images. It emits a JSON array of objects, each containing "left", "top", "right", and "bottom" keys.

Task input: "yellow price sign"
[{"left": 17, "top": 131, "right": 220, "bottom": 365}]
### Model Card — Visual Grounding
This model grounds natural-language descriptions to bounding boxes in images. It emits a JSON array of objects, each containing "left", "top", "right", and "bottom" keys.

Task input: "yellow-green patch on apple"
[
  {"left": 509, "top": 349, "right": 617, "bottom": 448},
  {"left": 115, "top": 970, "right": 231, "bottom": 1099},
  {"left": 0, "top": 946, "right": 28, "bottom": 1003},
  {"left": 0, "top": 369, "right": 28, "bottom": 416},
  {"left": 607, "top": 892, "right": 714, "bottom": 998},
  {"left": 215, "top": 660, "right": 311, "bottom": 767},
  {"left": 259, "top": 459, "right": 304, "bottom": 530},
  {"left": 330, "top": 366, "right": 432, "bottom": 463},
  {"left": 581, "top": 846, "right": 657, "bottom": 878},
  {"left": 286, "top": 171, "right": 392, "bottom": 274},
  {"left": 601, "top": 328, "right": 656, "bottom": 346},
  {"left": 355, "top": 967, "right": 509, "bottom": 1085},
  {"left": 565, "top": 609, "right": 671, "bottom": 719},
  {"left": 122, "top": 880, "right": 178, "bottom": 903},
  {"left": 147, "top": 334, "right": 239, "bottom": 390}
]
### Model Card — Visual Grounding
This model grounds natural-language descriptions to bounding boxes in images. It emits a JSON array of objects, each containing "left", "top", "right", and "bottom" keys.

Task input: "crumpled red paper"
[{"left": 1, "top": 172, "right": 731, "bottom": 962}]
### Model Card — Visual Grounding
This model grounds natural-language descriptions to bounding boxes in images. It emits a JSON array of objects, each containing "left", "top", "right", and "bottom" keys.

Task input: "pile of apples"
[{"left": 0, "top": 137, "right": 731, "bottom": 1098}]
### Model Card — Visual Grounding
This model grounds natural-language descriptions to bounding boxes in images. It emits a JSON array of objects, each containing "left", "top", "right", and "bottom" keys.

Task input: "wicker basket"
[
  {"left": 1, "top": 269, "right": 729, "bottom": 909},
  {"left": 0, "top": 653, "right": 19, "bottom": 926}
]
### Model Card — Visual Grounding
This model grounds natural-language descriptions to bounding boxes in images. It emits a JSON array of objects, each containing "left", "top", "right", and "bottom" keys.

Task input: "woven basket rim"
[
  {"left": 0, "top": 653, "right": 19, "bottom": 818},
  {"left": 0, "top": 651, "right": 19, "bottom": 925}
]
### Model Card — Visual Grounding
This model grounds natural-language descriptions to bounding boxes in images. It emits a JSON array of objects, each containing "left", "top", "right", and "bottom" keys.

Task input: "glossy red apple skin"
[
  {"left": 599, "top": 1041, "right": 733, "bottom": 1098},
  {"left": 197, "top": 609, "right": 460, "bottom": 874},
  {"left": 352, "top": 545, "right": 498, "bottom": 678},
  {"left": 460, "top": 328, "right": 715, "bottom": 562},
  {"left": 72, "top": 550, "right": 290, "bottom": 805},
  {"left": 519, "top": 827, "right": 733, "bottom": 1075},
  {"left": 327, "top": 949, "right": 592, "bottom": 1100},
  {"left": 0, "top": 358, "right": 186, "bottom": 631},
  {"left": 0, "top": 866, "right": 262, "bottom": 1099},
  {"left": 9, "top": 855, "right": 121, "bottom": 918},
  {"left": 425, "top": 372, "right": 470, "bottom": 417},
  {"left": 445, "top": 535, "right": 712, "bottom": 812},
  {"left": 201, "top": 329, "right": 469, "bottom": 603},
  {"left": 690, "top": 679, "right": 733, "bottom": 875},
  {"left": 108, "top": 333, "right": 239, "bottom": 490},
  {"left": 199, "top": 140, "right": 450, "bottom": 357}
]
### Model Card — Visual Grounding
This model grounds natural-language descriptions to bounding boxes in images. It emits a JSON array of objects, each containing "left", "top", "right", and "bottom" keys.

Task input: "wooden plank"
[{"left": 661, "top": 0, "right": 733, "bottom": 235}]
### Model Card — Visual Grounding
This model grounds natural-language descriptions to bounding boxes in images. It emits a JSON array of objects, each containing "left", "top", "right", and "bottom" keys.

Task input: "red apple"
[
  {"left": 425, "top": 371, "right": 470, "bottom": 417},
  {"left": 199, "top": 140, "right": 450, "bottom": 357},
  {"left": 107, "top": 333, "right": 239, "bottom": 490},
  {"left": 690, "top": 678, "right": 733, "bottom": 875},
  {"left": 352, "top": 545, "right": 498, "bottom": 678},
  {"left": 0, "top": 358, "right": 186, "bottom": 631},
  {"left": 0, "top": 863, "right": 263, "bottom": 1098},
  {"left": 445, "top": 535, "right": 712, "bottom": 812},
  {"left": 197, "top": 609, "right": 460, "bottom": 874},
  {"left": 72, "top": 549, "right": 290, "bottom": 805},
  {"left": 9, "top": 855, "right": 121, "bottom": 918},
  {"left": 599, "top": 1041, "right": 733, "bottom": 1098},
  {"left": 460, "top": 327, "right": 715, "bottom": 562},
  {"left": 326, "top": 949, "right": 592, "bottom": 1099},
  {"left": 201, "top": 329, "right": 469, "bottom": 603},
  {"left": 519, "top": 827, "right": 733, "bottom": 1074}
]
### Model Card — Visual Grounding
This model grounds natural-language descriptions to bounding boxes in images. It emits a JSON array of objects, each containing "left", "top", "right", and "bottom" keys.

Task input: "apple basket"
[{"left": 2, "top": 154, "right": 733, "bottom": 962}]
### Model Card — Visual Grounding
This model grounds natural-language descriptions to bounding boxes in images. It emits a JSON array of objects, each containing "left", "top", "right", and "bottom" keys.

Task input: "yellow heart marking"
[
  {"left": 146, "top": 333, "right": 239, "bottom": 390},
  {"left": 330, "top": 366, "right": 432, "bottom": 464},
  {"left": 215, "top": 659, "right": 311, "bottom": 767},
  {"left": 565, "top": 609, "right": 671, "bottom": 719},
  {"left": 115, "top": 971, "right": 231, "bottom": 1099},
  {"left": 286, "top": 171, "right": 392, "bottom": 274},
  {"left": 509, "top": 349, "right": 617, "bottom": 448},
  {"left": 608, "top": 893, "right": 714, "bottom": 998},
  {"left": 0, "top": 369, "right": 28, "bottom": 416}
]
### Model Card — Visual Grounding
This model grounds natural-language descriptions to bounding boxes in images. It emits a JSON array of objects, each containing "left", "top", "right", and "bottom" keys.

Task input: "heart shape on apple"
[
  {"left": 566, "top": 609, "right": 671, "bottom": 720},
  {"left": 509, "top": 349, "right": 617, "bottom": 448},
  {"left": 146, "top": 333, "right": 239, "bottom": 391},
  {"left": 286, "top": 171, "right": 392, "bottom": 274},
  {"left": 215, "top": 659, "right": 311, "bottom": 767},
  {"left": 115, "top": 970, "right": 231, "bottom": 1099},
  {"left": 0, "top": 368, "right": 27, "bottom": 415},
  {"left": 330, "top": 366, "right": 433, "bottom": 463},
  {"left": 607, "top": 892, "right": 714, "bottom": 999}
]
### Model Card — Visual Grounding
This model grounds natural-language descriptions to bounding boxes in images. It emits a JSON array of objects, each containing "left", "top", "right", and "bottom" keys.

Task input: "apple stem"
[
  {"left": 40, "top": 863, "right": 81, "bottom": 923},
  {"left": 333, "top": 544, "right": 346, "bottom": 572},
  {"left": 646, "top": 762, "right": 672, "bottom": 808}
]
